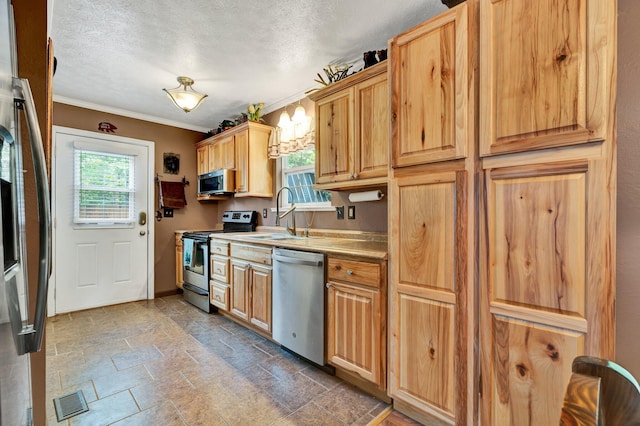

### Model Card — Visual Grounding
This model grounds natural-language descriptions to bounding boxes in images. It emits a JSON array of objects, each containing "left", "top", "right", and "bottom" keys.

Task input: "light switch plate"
[
  {"left": 163, "top": 207, "right": 174, "bottom": 218},
  {"left": 336, "top": 206, "right": 344, "bottom": 220},
  {"left": 347, "top": 205, "right": 356, "bottom": 219}
]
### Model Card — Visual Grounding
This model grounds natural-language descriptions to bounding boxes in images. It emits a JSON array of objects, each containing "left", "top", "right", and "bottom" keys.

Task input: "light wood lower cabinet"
[
  {"left": 229, "top": 243, "right": 273, "bottom": 334},
  {"left": 389, "top": 168, "right": 473, "bottom": 425},
  {"left": 209, "top": 239, "right": 230, "bottom": 310},
  {"left": 326, "top": 256, "right": 386, "bottom": 389},
  {"left": 175, "top": 232, "right": 184, "bottom": 289},
  {"left": 210, "top": 281, "right": 229, "bottom": 311}
]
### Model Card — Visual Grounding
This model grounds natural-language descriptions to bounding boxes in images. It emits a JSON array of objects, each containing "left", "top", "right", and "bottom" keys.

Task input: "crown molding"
[{"left": 53, "top": 95, "right": 210, "bottom": 133}]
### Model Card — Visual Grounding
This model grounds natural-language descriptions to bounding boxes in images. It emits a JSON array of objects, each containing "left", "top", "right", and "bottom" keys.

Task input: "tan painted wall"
[
  {"left": 52, "top": 103, "right": 219, "bottom": 296},
  {"left": 616, "top": 0, "right": 640, "bottom": 379}
]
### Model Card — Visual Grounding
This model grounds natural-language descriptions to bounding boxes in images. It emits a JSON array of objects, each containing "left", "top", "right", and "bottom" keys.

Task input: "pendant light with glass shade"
[
  {"left": 278, "top": 107, "right": 293, "bottom": 142},
  {"left": 163, "top": 76, "right": 208, "bottom": 113}
]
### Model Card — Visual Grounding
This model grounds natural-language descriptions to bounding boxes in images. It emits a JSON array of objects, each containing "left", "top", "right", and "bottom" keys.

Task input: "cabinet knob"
[
  {"left": 353, "top": 173, "right": 358, "bottom": 179},
  {"left": 346, "top": 270, "right": 353, "bottom": 276},
  {"left": 326, "top": 282, "right": 331, "bottom": 289}
]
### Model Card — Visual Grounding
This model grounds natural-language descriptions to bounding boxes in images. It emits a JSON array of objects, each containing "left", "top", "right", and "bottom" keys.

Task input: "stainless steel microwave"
[{"left": 198, "top": 169, "right": 235, "bottom": 195}]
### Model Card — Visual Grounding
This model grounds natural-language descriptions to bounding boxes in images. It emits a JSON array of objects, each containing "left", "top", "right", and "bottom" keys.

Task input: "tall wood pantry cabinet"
[
  {"left": 478, "top": 0, "right": 617, "bottom": 424},
  {"left": 388, "top": 2, "right": 478, "bottom": 424},
  {"left": 387, "top": 0, "right": 617, "bottom": 425}
]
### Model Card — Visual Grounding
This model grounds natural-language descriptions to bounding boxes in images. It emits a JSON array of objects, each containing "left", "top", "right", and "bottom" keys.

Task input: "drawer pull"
[{"left": 346, "top": 270, "right": 353, "bottom": 276}]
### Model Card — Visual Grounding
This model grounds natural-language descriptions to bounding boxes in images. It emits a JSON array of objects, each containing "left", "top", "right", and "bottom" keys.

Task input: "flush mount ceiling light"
[{"left": 163, "top": 76, "right": 208, "bottom": 113}]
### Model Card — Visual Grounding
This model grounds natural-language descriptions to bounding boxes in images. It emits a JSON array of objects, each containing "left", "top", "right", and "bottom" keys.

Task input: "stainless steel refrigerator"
[{"left": 0, "top": 0, "right": 51, "bottom": 424}]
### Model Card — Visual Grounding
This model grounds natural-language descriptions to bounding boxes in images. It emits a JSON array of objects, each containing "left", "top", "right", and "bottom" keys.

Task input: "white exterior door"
[{"left": 51, "top": 127, "right": 154, "bottom": 314}]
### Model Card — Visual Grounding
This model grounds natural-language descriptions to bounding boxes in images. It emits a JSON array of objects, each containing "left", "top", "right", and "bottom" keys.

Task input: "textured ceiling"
[{"left": 51, "top": 0, "right": 447, "bottom": 132}]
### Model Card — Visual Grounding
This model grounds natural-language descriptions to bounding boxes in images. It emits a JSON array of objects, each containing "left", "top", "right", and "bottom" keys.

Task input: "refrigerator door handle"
[{"left": 13, "top": 77, "right": 51, "bottom": 354}]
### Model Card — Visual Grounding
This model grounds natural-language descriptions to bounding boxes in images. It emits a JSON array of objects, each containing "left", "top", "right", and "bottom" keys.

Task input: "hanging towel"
[
  {"left": 183, "top": 238, "right": 195, "bottom": 267},
  {"left": 160, "top": 181, "right": 186, "bottom": 208}
]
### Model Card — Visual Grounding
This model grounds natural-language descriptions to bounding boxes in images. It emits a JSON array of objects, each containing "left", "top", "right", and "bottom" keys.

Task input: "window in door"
[
  {"left": 280, "top": 148, "right": 331, "bottom": 210},
  {"left": 73, "top": 149, "right": 135, "bottom": 226}
]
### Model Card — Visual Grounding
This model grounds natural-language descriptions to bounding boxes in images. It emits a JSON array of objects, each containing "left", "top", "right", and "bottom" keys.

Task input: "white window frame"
[{"left": 275, "top": 155, "right": 334, "bottom": 212}]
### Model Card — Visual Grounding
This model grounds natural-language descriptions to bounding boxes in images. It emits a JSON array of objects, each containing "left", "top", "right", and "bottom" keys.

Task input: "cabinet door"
[
  {"left": 230, "top": 260, "right": 250, "bottom": 321},
  {"left": 315, "top": 89, "right": 354, "bottom": 184},
  {"left": 390, "top": 3, "right": 470, "bottom": 167},
  {"left": 249, "top": 264, "right": 272, "bottom": 333},
  {"left": 389, "top": 170, "right": 469, "bottom": 424},
  {"left": 479, "top": 0, "right": 615, "bottom": 155},
  {"left": 480, "top": 151, "right": 615, "bottom": 425},
  {"left": 175, "top": 233, "right": 183, "bottom": 289},
  {"left": 234, "top": 129, "right": 249, "bottom": 193},
  {"left": 196, "top": 145, "right": 209, "bottom": 175},
  {"left": 327, "top": 281, "right": 381, "bottom": 386},
  {"left": 208, "top": 143, "right": 219, "bottom": 172},
  {"left": 219, "top": 135, "right": 235, "bottom": 170},
  {"left": 355, "top": 72, "right": 388, "bottom": 180}
]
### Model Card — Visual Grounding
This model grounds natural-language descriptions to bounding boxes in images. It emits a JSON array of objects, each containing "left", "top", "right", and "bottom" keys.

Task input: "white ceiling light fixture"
[{"left": 163, "top": 76, "right": 208, "bottom": 113}]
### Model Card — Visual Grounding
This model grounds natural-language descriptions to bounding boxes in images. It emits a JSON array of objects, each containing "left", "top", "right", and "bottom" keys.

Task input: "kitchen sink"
[{"left": 246, "top": 233, "right": 305, "bottom": 240}]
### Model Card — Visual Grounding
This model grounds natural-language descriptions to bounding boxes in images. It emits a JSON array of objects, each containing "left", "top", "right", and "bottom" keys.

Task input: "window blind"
[{"left": 73, "top": 149, "right": 135, "bottom": 224}]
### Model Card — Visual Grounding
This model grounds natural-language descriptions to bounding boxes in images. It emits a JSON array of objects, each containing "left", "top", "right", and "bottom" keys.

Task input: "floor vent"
[{"left": 53, "top": 390, "right": 89, "bottom": 421}]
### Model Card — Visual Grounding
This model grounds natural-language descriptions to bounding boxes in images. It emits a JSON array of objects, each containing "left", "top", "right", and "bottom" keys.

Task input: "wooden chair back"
[{"left": 560, "top": 356, "right": 640, "bottom": 425}]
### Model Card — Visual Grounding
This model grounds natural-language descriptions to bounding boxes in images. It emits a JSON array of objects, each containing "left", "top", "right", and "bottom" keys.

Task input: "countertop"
[{"left": 207, "top": 227, "right": 388, "bottom": 261}]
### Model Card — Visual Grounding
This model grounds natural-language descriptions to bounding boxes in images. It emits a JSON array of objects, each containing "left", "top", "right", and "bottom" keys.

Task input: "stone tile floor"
[{"left": 46, "top": 295, "right": 389, "bottom": 425}]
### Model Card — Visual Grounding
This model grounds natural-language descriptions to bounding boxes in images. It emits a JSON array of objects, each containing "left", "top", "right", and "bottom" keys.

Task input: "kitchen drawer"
[
  {"left": 211, "top": 255, "right": 229, "bottom": 283},
  {"left": 210, "top": 239, "right": 229, "bottom": 256},
  {"left": 230, "top": 243, "right": 272, "bottom": 265},
  {"left": 327, "top": 257, "right": 381, "bottom": 288},
  {"left": 210, "top": 281, "right": 229, "bottom": 310}
]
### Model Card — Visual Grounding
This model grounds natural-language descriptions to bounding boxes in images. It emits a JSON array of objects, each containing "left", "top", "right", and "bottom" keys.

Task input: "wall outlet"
[
  {"left": 262, "top": 208, "right": 268, "bottom": 219},
  {"left": 347, "top": 205, "right": 356, "bottom": 219},
  {"left": 336, "top": 206, "right": 344, "bottom": 220}
]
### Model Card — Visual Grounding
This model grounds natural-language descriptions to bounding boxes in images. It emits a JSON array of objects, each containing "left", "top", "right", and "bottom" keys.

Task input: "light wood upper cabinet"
[
  {"left": 196, "top": 145, "right": 208, "bottom": 176},
  {"left": 209, "top": 134, "right": 235, "bottom": 171},
  {"left": 196, "top": 121, "right": 273, "bottom": 197},
  {"left": 326, "top": 256, "right": 386, "bottom": 389},
  {"left": 389, "top": 4, "right": 470, "bottom": 167},
  {"left": 356, "top": 72, "right": 389, "bottom": 181},
  {"left": 234, "top": 123, "right": 273, "bottom": 197},
  {"left": 309, "top": 62, "right": 388, "bottom": 190},
  {"left": 479, "top": 0, "right": 615, "bottom": 156},
  {"left": 314, "top": 90, "right": 353, "bottom": 184}
]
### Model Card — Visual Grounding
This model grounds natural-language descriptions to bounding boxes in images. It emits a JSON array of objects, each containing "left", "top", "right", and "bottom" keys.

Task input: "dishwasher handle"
[{"left": 273, "top": 253, "right": 323, "bottom": 267}]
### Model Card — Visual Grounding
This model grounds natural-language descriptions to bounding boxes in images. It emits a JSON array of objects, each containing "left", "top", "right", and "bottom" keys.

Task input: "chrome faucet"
[{"left": 276, "top": 186, "right": 296, "bottom": 236}]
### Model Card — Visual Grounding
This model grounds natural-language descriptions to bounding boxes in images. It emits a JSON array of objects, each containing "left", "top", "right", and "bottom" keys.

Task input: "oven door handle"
[{"left": 183, "top": 282, "right": 208, "bottom": 296}]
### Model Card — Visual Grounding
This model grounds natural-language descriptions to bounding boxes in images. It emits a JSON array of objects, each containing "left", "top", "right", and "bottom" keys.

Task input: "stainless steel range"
[{"left": 181, "top": 210, "right": 258, "bottom": 312}]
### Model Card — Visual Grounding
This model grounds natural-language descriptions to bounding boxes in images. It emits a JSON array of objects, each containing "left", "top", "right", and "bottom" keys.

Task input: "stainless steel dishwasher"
[{"left": 272, "top": 248, "right": 325, "bottom": 366}]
